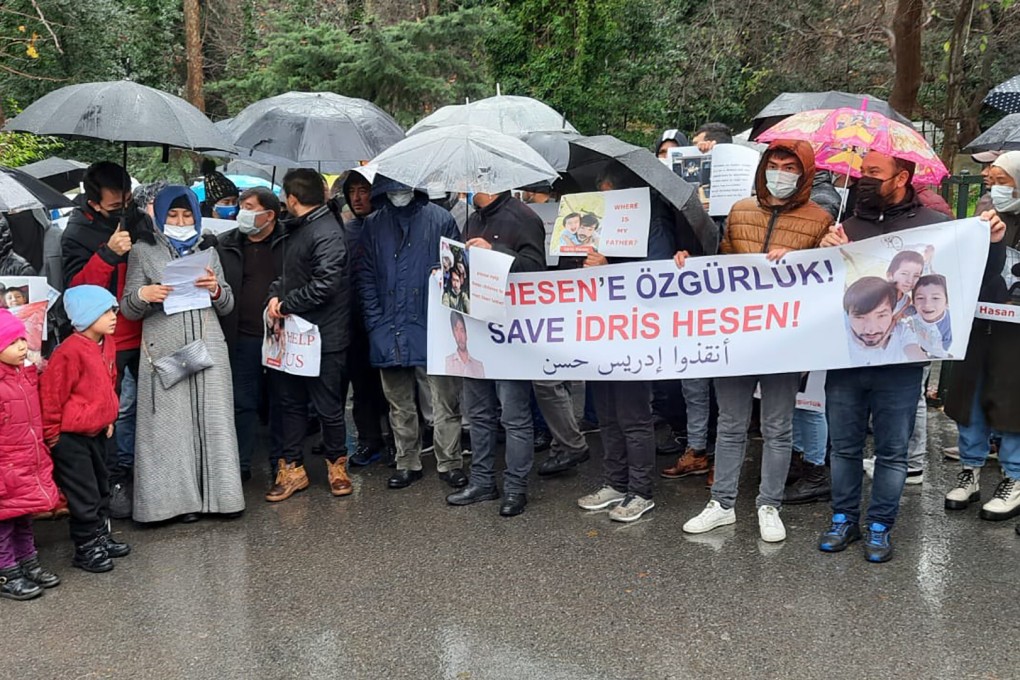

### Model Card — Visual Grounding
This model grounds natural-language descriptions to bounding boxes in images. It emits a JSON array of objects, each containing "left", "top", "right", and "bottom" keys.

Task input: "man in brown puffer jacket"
[{"left": 679, "top": 139, "right": 833, "bottom": 544}]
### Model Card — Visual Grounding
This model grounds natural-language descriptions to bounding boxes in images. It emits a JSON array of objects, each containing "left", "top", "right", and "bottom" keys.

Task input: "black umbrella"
[
  {"left": 227, "top": 92, "right": 404, "bottom": 170},
  {"left": 984, "top": 75, "right": 1020, "bottom": 114},
  {"left": 18, "top": 157, "right": 88, "bottom": 193},
  {"left": 517, "top": 131, "right": 580, "bottom": 172},
  {"left": 965, "top": 113, "right": 1020, "bottom": 152},
  {"left": 3, "top": 80, "right": 234, "bottom": 167},
  {"left": 566, "top": 136, "right": 719, "bottom": 256},
  {"left": 749, "top": 91, "right": 912, "bottom": 140},
  {"left": 0, "top": 166, "right": 75, "bottom": 211}
]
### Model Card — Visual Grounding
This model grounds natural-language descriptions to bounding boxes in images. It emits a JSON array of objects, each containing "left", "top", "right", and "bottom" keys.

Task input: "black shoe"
[
  {"left": 72, "top": 537, "right": 114, "bottom": 573},
  {"left": 240, "top": 469, "right": 253, "bottom": 482},
  {"left": 785, "top": 452, "right": 805, "bottom": 486},
  {"left": 109, "top": 481, "right": 133, "bottom": 520},
  {"left": 534, "top": 429, "right": 553, "bottom": 452},
  {"left": 349, "top": 443, "right": 381, "bottom": 467},
  {"left": 447, "top": 484, "right": 500, "bottom": 506},
  {"left": 537, "top": 449, "right": 591, "bottom": 476},
  {"left": 17, "top": 556, "right": 60, "bottom": 589},
  {"left": 460, "top": 429, "right": 472, "bottom": 455},
  {"left": 179, "top": 513, "right": 201, "bottom": 524},
  {"left": 499, "top": 493, "right": 528, "bottom": 517},
  {"left": 0, "top": 566, "right": 43, "bottom": 600},
  {"left": 100, "top": 527, "right": 131, "bottom": 558},
  {"left": 438, "top": 468, "right": 469, "bottom": 489},
  {"left": 863, "top": 523, "right": 894, "bottom": 563},
  {"left": 655, "top": 423, "right": 683, "bottom": 456},
  {"left": 817, "top": 514, "right": 862, "bottom": 553},
  {"left": 382, "top": 439, "right": 397, "bottom": 468},
  {"left": 388, "top": 469, "right": 423, "bottom": 489},
  {"left": 783, "top": 463, "right": 831, "bottom": 505}
]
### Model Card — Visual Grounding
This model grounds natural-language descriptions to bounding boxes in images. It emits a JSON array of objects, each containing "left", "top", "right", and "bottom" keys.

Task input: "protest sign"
[
  {"left": 527, "top": 202, "right": 561, "bottom": 267},
  {"left": 550, "top": 188, "right": 651, "bottom": 258},
  {"left": 975, "top": 302, "right": 1020, "bottom": 323},
  {"left": 200, "top": 217, "right": 237, "bottom": 236},
  {"left": 706, "top": 144, "right": 761, "bottom": 217},
  {"left": 439, "top": 237, "right": 514, "bottom": 323},
  {"left": 427, "top": 219, "right": 989, "bottom": 381},
  {"left": 667, "top": 146, "right": 711, "bottom": 207},
  {"left": 1, "top": 275, "right": 50, "bottom": 342},
  {"left": 262, "top": 311, "right": 321, "bottom": 377},
  {"left": 162, "top": 249, "right": 213, "bottom": 315}
]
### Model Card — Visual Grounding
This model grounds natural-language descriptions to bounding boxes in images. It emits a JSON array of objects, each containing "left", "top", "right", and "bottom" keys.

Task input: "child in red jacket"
[
  {"left": 0, "top": 310, "right": 60, "bottom": 601},
  {"left": 41, "top": 285, "right": 131, "bottom": 573}
]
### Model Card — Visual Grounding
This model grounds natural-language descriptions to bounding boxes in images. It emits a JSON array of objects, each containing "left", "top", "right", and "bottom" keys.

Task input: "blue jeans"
[
  {"left": 826, "top": 365, "right": 922, "bottom": 527},
  {"left": 115, "top": 362, "right": 137, "bottom": 470},
  {"left": 681, "top": 378, "right": 711, "bottom": 450},
  {"left": 957, "top": 377, "right": 1020, "bottom": 480},
  {"left": 793, "top": 408, "right": 828, "bottom": 466},
  {"left": 464, "top": 379, "right": 534, "bottom": 494},
  {"left": 231, "top": 335, "right": 283, "bottom": 473}
]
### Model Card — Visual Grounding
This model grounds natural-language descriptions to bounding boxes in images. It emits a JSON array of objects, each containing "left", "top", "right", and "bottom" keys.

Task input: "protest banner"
[
  {"left": 667, "top": 144, "right": 760, "bottom": 217},
  {"left": 1, "top": 275, "right": 50, "bottom": 343},
  {"left": 262, "top": 311, "right": 321, "bottom": 377},
  {"left": 440, "top": 237, "right": 514, "bottom": 322},
  {"left": 427, "top": 219, "right": 989, "bottom": 381},
  {"left": 549, "top": 188, "right": 651, "bottom": 258}
]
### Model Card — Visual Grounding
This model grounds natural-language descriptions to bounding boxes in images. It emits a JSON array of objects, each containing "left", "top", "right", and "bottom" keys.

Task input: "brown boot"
[
  {"left": 705, "top": 464, "right": 715, "bottom": 489},
  {"left": 660, "top": 447, "right": 710, "bottom": 479},
  {"left": 265, "top": 461, "right": 310, "bottom": 502},
  {"left": 326, "top": 457, "right": 353, "bottom": 497}
]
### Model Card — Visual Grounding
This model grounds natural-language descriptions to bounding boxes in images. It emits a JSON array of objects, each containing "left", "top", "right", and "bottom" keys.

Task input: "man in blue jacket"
[{"left": 354, "top": 177, "right": 467, "bottom": 491}]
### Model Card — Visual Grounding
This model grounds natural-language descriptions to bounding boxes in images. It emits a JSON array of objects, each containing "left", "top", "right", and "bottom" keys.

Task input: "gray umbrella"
[
  {"left": 984, "top": 75, "right": 1020, "bottom": 114},
  {"left": 368, "top": 124, "right": 558, "bottom": 194},
  {"left": 3, "top": 81, "right": 234, "bottom": 165},
  {"left": 750, "top": 91, "right": 912, "bottom": 140},
  {"left": 408, "top": 95, "right": 578, "bottom": 136},
  {"left": 18, "top": 157, "right": 88, "bottom": 193},
  {"left": 517, "top": 130, "right": 581, "bottom": 172},
  {"left": 226, "top": 92, "right": 404, "bottom": 169},
  {"left": 566, "top": 136, "right": 718, "bottom": 256},
  {"left": 0, "top": 166, "right": 75, "bottom": 212},
  {"left": 965, "top": 113, "right": 1020, "bottom": 152}
]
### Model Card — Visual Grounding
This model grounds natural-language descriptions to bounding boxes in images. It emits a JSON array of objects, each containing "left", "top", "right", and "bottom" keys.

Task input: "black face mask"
[{"left": 854, "top": 176, "right": 891, "bottom": 220}]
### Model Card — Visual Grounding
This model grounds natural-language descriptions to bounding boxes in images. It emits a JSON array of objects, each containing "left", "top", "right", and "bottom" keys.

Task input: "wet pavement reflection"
[{"left": 3, "top": 409, "right": 1019, "bottom": 679}]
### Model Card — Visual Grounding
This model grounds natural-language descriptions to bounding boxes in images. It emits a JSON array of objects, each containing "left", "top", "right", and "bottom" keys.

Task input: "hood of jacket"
[
  {"left": 754, "top": 140, "right": 817, "bottom": 211},
  {"left": 370, "top": 175, "right": 429, "bottom": 213}
]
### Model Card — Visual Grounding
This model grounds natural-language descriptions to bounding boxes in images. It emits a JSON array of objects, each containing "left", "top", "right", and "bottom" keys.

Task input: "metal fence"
[{"left": 939, "top": 172, "right": 986, "bottom": 219}]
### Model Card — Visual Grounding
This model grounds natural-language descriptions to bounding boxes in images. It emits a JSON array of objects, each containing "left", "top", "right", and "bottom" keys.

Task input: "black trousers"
[
  {"left": 104, "top": 348, "right": 139, "bottom": 483},
  {"left": 51, "top": 432, "right": 110, "bottom": 544},
  {"left": 592, "top": 381, "right": 656, "bottom": 499},
  {"left": 342, "top": 333, "right": 388, "bottom": 450},
  {"left": 278, "top": 351, "right": 348, "bottom": 464}
]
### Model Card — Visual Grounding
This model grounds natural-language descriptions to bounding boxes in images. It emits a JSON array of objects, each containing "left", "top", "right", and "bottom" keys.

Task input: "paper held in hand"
[
  {"left": 439, "top": 237, "right": 514, "bottom": 323},
  {"left": 261, "top": 309, "right": 321, "bottom": 377},
  {"left": 161, "top": 249, "right": 213, "bottom": 315}
]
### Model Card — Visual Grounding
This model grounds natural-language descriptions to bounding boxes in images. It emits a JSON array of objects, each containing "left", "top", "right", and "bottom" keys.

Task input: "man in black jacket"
[
  {"left": 816, "top": 152, "right": 947, "bottom": 563},
  {"left": 216, "top": 186, "right": 284, "bottom": 481},
  {"left": 446, "top": 191, "right": 545, "bottom": 517},
  {"left": 265, "top": 169, "right": 352, "bottom": 502}
]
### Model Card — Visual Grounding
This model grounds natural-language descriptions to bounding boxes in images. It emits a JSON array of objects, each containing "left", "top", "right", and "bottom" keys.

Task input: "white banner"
[
  {"left": 262, "top": 311, "right": 321, "bottom": 377},
  {"left": 427, "top": 219, "right": 990, "bottom": 381},
  {"left": 975, "top": 301, "right": 1020, "bottom": 323}
]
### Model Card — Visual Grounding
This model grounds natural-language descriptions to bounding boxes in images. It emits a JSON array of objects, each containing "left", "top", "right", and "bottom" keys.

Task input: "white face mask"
[
  {"left": 163, "top": 224, "right": 197, "bottom": 242},
  {"left": 387, "top": 190, "right": 414, "bottom": 208},
  {"left": 990, "top": 185, "right": 1020, "bottom": 214},
  {"left": 765, "top": 170, "right": 801, "bottom": 200},
  {"left": 237, "top": 209, "right": 268, "bottom": 235}
]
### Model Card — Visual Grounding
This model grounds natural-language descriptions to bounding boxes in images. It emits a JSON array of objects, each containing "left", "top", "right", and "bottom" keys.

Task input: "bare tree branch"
[{"left": 28, "top": 0, "right": 63, "bottom": 54}]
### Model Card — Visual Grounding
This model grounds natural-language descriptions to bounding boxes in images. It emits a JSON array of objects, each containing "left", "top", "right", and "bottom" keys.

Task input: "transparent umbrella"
[
  {"left": 408, "top": 95, "right": 577, "bottom": 136},
  {"left": 367, "top": 125, "right": 558, "bottom": 194}
]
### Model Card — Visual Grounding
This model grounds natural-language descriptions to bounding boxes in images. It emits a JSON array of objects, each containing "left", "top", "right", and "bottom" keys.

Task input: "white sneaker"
[
  {"left": 682, "top": 500, "right": 736, "bottom": 534},
  {"left": 905, "top": 470, "right": 924, "bottom": 486},
  {"left": 608, "top": 494, "right": 655, "bottom": 523},
  {"left": 945, "top": 467, "right": 980, "bottom": 510},
  {"left": 943, "top": 446, "right": 960, "bottom": 460},
  {"left": 757, "top": 505, "right": 786, "bottom": 542},
  {"left": 577, "top": 485, "right": 626, "bottom": 510},
  {"left": 862, "top": 457, "right": 875, "bottom": 480},
  {"left": 980, "top": 476, "right": 1020, "bottom": 521}
]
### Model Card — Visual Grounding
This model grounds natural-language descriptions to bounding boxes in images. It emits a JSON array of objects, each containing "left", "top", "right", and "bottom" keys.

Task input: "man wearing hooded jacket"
[
  {"left": 61, "top": 161, "right": 153, "bottom": 519},
  {"left": 446, "top": 191, "right": 546, "bottom": 517},
  {"left": 680, "top": 140, "right": 833, "bottom": 544},
  {"left": 354, "top": 177, "right": 466, "bottom": 491}
]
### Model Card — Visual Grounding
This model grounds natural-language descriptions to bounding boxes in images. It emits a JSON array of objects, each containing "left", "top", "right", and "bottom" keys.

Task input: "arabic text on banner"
[{"left": 427, "top": 219, "right": 989, "bottom": 381}]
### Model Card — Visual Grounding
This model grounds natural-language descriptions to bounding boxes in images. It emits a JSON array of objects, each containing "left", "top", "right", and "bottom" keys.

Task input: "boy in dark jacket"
[{"left": 41, "top": 285, "right": 130, "bottom": 573}]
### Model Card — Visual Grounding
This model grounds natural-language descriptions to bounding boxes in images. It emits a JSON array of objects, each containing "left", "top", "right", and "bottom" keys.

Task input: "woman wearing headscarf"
[
  {"left": 120, "top": 185, "right": 244, "bottom": 523},
  {"left": 943, "top": 151, "right": 1020, "bottom": 531}
]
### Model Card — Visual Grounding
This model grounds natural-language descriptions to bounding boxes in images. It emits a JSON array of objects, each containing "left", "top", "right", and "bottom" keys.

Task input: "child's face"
[
  {"left": 889, "top": 262, "right": 923, "bottom": 295},
  {"left": 913, "top": 284, "right": 948, "bottom": 322},
  {"left": 0, "top": 338, "right": 28, "bottom": 366},
  {"left": 88, "top": 309, "right": 118, "bottom": 337},
  {"left": 849, "top": 301, "right": 894, "bottom": 347},
  {"left": 4, "top": 290, "right": 26, "bottom": 307}
]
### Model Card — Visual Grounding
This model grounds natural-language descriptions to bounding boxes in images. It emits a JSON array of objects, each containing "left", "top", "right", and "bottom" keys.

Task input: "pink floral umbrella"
[{"left": 755, "top": 107, "right": 949, "bottom": 186}]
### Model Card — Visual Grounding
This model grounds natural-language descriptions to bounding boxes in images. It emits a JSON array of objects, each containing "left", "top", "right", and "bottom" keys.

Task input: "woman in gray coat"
[{"left": 121, "top": 185, "right": 244, "bottom": 523}]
